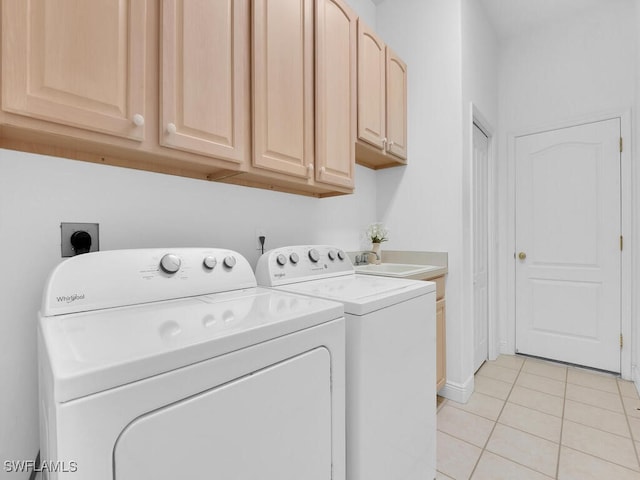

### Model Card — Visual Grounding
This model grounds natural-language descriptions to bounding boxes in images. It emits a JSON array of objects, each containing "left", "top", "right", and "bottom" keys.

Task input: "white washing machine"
[
  {"left": 255, "top": 245, "right": 436, "bottom": 480},
  {"left": 38, "top": 248, "right": 345, "bottom": 480}
]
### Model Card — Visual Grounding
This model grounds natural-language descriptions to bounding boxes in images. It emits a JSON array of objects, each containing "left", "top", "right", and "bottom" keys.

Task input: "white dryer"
[
  {"left": 38, "top": 248, "right": 345, "bottom": 480},
  {"left": 256, "top": 246, "right": 436, "bottom": 480}
]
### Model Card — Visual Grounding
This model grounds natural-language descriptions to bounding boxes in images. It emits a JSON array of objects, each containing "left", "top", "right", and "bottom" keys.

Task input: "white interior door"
[
  {"left": 473, "top": 123, "right": 489, "bottom": 372},
  {"left": 515, "top": 119, "right": 621, "bottom": 372}
]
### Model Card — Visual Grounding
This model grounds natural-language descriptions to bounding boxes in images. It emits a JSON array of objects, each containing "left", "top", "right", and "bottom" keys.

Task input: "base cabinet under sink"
[{"left": 436, "top": 296, "right": 446, "bottom": 391}]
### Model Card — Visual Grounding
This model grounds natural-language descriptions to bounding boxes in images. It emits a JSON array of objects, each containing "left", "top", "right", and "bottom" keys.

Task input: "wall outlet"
[
  {"left": 61, "top": 222, "right": 99, "bottom": 257},
  {"left": 256, "top": 228, "right": 267, "bottom": 251}
]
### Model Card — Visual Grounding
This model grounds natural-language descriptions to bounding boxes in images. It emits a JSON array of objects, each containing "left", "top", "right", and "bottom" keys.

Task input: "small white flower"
[{"left": 365, "top": 223, "right": 389, "bottom": 243}]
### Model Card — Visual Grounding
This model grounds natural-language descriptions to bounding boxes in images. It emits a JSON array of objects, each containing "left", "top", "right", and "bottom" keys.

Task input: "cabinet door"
[
  {"left": 2, "top": 0, "right": 146, "bottom": 141},
  {"left": 160, "top": 0, "right": 249, "bottom": 164},
  {"left": 436, "top": 299, "right": 446, "bottom": 391},
  {"left": 253, "top": 0, "right": 314, "bottom": 178},
  {"left": 315, "top": 0, "right": 356, "bottom": 189},
  {"left": 357, "top": 20, "right": 386, "bottom": 150},
  {"left": 386, "top": 47, "right": 407, "bottom": 161}
]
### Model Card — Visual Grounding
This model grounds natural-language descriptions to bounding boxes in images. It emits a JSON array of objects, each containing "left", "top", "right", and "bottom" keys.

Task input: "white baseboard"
[
  {"left": 499, "top": 342, "right": 513, "bottom": 356},
  {"left": 632, "top": 365, "right": 640, "bottom": 395},
  {"left": 438, "top": 374, "right": 474, "bottom": 404}
]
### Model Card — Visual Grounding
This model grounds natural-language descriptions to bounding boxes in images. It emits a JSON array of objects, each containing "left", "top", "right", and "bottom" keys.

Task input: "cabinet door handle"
[
  {"left": 518, "top": 252, "right": 527, "bottom": 260},
  {"left": 388, "top": 141, "right": 395, "bottom": 150},
  {"left": 132, "top": 114, "right": 145, "bottom": 127},
  {"left": 307, "top": 164, "right": 314, "bottom": 177},
  {"left": 167, "top": 123, "right": 177, "bottom": 134},
  {"left": 381, "top": 137, "right": 387, "bottom": 150},
  {"left": 320, "top": 166, "right": 326, "bottom": 174}
]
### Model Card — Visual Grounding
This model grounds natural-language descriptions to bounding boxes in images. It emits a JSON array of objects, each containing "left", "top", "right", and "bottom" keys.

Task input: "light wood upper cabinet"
[
  {"left": 2, "top": 0, "right": 147, "bottom": 141},
  {"left": 160, "top": 0, "right": 249, "bottom": 164},
  {"left": 357, "top": 21, "right": 386, "bottom": 150},
  {"left": 252, "top": 0, "right": 314, "bottom": 179},
  {"left": 356, "top": 18, "right": 408, "bottom": 169},
  {"left": 0, "top": 0, "right": 357, "bottom": 198},
  {"left": 315, "top": 0, "right": 356, "bottom": 189},
  {"left": 227, "top": 0, "right": 355, "bottom": 195},
  {"left": 385, "top": 48, "right": 407, "bottom": 161}
]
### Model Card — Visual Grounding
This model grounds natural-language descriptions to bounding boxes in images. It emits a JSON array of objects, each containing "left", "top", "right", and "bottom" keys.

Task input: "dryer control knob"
[
  {"left": 160, "top": 254, "right": 181, "bottom": 274},
  {"left": 308, "top": 249, "right": 320, "bottom": 263},
  {"left": 276, "top": 254, "right": 287, "bottom": 266},
  {"left": 328, "top": 250, "right": 337, "bottom": 261},
  {"left": 337, "top": 250, "right": 346, "bottom": 260},
  {"left": 203, "top": 256, "right": 217, "bottom": 270},
  {"left": 289, "top": 252, "right": 299, "bottom": 264},
  {"left": 223, "top": 256, "right": 236, "bottom": 269}
]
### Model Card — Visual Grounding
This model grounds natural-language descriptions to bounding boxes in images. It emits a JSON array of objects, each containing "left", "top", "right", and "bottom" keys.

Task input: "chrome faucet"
[{"left": 355, "top": 251, "right": 380, "bottom": 265}]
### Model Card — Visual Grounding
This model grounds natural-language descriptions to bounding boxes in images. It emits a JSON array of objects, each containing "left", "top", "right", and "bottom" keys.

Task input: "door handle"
[{"left": 518, "top": 252, "right": 527, "bottom": 260}]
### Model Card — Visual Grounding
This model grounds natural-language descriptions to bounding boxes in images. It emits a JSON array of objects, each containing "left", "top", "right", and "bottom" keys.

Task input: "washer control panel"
[
  {"left": 255, "top": 245, "right": 353, "bottom": 286},
  {"left": 42, "top": 248, "right": 257, "bottom": 316}
]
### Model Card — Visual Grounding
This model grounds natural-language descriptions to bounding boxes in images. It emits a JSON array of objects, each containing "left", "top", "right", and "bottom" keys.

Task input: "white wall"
[
  {"left": 634, "top": 0, "right": 640, "bottom": 386},
  {"left": 372, "top": 0, "right": 500, "bottom": 402},
  {"left": 375, "top": 0, "right": 462, "bottom": 255},
  {"left": 498, "top": 1, "right": 635, "bottom": 132},
  {"left": 462, "top": 0, "right": 498, "bottom": 128},
  {"left": 0, "top": 0, "right": 379, "bottom": 474},
  {"left": 374, "top": 0, "right": 476, "bottom": 400},
  {"left": 0, "top": 152, "right": 378, "bottom": 476},
  {"left": 460, "top": 0, "right": 499, "bottom": 384},
  {"left": 350, "top": 0, "right": 376, "bottom": 29},
  {"left": 497, "top": 0, "right": 637, "bottom": 354}
]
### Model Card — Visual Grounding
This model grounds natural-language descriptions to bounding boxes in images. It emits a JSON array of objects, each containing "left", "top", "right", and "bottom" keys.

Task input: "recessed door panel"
[
  {"left": 161, "top": 0, "right": 249, "bottom": 163},
  {"left": 530, "top": 279, "right": 601, "bottom": 338},
  {"left": 315, "top": 0, "right": 356, "bottom": 188},
  {"left": 531, "top": 144, "right": 599, "bottom": 266},
  {"left": 114, "top": 348, "right": 332, "bottom": 480},
  {"left": 357, "top": 20, "right": 385, "bottom": 149},
  {"left": 385, "top": 49, "right": 407, "bottom": 160},
  {"left": 2, "top": 0, "right": 146, "bottom": 140},
  {"left": 252, "top": 0, "right": 314, "bottom": 177}
]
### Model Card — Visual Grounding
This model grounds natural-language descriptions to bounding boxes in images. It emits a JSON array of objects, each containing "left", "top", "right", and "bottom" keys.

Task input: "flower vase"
[{"left": 371, "top": 242, "right": 381, "bottom": 265}]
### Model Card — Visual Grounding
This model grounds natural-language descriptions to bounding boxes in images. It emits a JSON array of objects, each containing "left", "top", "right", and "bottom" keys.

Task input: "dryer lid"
[{"left": 39, "top": 287, "right": 343, "bottom": 403}]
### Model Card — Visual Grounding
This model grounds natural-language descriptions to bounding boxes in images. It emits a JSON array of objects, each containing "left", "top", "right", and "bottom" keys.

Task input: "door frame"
[
  {"left": 506, "top": 109, "right": 632, "bottom": 379},
  {"left": 470, "top": 104, "right": 500, "bottom": 363}
]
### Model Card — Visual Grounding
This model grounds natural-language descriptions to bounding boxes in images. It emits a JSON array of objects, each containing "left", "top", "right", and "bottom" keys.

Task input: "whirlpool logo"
[{"left": 56, "top": 293, "right": 86, "bottom": 303}]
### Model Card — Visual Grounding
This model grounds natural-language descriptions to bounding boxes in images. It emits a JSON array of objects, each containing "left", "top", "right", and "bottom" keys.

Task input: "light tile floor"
[{"left": 437, "top": 355, "right": 640, "bottom": 480}]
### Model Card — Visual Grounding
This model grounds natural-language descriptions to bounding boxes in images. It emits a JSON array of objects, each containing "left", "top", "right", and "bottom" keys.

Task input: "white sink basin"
[{"left": 354, "top": 263, "right": 440, "bottom": 278}]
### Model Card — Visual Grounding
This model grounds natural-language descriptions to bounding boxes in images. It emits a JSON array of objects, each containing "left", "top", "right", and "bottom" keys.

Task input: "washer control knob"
[
  {"left": 203, "top": 256, "right": 217, "bottom": 270},
  {"left": 276, "top": 254, "right": 287, "bottom": 266},
  {"left": 289, "top": 252, "right": 299, "bottom": 264},
  {"left": 308, "top": 249, "right": 320, "bottom": 263},
  {"left": 337, "top": 250, "right": 346, "bottom": 260},
  {"left": 160, "top": 254, "right": 181, "bottom": 274},
  {"left": 223, "top": 256, "right": 236, "bottom": 269},
  {"left": 328, "top": 250, "right": 336, "bottom": 261}
]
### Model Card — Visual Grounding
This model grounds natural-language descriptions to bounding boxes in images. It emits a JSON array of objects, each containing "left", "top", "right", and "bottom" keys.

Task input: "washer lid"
[
  {"left": 275, "top": 274, "right": 435, "bottom": 315},
  {"left": 38, "top": 287, "right": 343, "bottom": 403}
]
